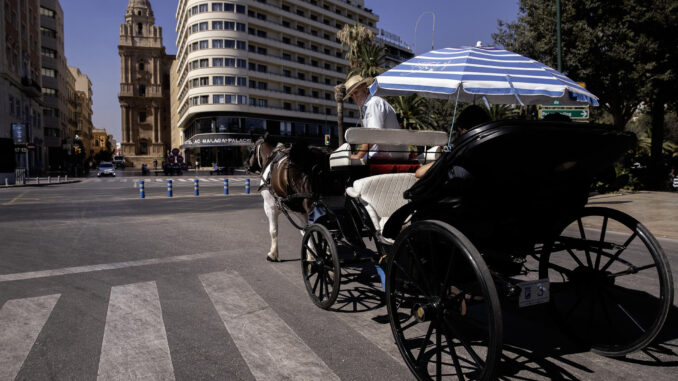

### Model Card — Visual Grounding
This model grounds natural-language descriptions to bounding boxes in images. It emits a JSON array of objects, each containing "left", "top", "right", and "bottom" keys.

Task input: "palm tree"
[
  {"left": 390, "top": 94, "right": 430, "bottom": 130},
  {"left": 348, "top": 43, "right": 386, "bottom": 78},
  {"left": 337, "top": 23, "right": 375, "bottom": 69}
]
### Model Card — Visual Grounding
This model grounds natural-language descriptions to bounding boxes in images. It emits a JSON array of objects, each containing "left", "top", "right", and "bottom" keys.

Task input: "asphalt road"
[{"left": 1, "top": 177, "right": 677, "bottom": 380}]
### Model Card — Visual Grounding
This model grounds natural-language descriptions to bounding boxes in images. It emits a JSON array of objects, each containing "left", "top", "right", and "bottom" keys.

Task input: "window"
[
  {"left": 256, "top": 47, "right": 267, "bottom": 55},
  {"left": 238, "top": 95, "right": 247, "bottom": 104},
  {"left": 140, "top": 142, "right": 148, "bottom": 155},
  {"left": 199, "top": 4, "right": 208, "bottom": 12},
  {"left": 213, "top": 76, "right": 224, "bottom": 85},
  {"left": 283, "top": 103, "right": 291, "bottom": 110},
  {"left": 256, "top": 30, "right": 266, "bottom": 37},
  {"left": 200, "top": 77, "right": 209, "bottom": 86},
  {"left": 191, "top": 6, "right": 198, "bottom": 15},
  {"left": 41, "top": 67, "right": 56, "bottom": 78},
  {"left": 282, "top": 37, "right": 291, "bottom": 44},
  {"left": 191, "top": 61, "right": 199, "bottom": 69},
  {"left": 139, "top": 62, "right": 145, "bottom": 71},
  {"left": 312, "top": 91, "right": 319, "bottom": 98},
  {"left": 224, "top": 40, "right": 235, "bottom": 48},
  {"left": 249, "top": 80, "right": 256, "bottom": 88},
  {"left": 236, "top": 40, "right": 246, "bottom": 49},
  {"left": 199, "top": 22, "right": 208, "bottom": 31},
  {"left": 297, "top": 73, "right": 305, "bottom": 80},
  {"left": 257, "top": 64, "right": 267, "bottom": 73},
  {"left": 236, "top": 4, "right": 245, "bottom": 13},
  {"left": 297, "top": 41, "right": 305, "bottom": 48},
  {"left": 42, "top": 87, "right": 57, "bottom": 96},
  {"left": 213, "top": 94, "right": 225, "bottom": 104},
  {"left": 212, "top": 40, "right": 223, "bottom": 49},
  {"left": 9, "top": 95, "right": 14, "bottom": 116},
  {"left": 296, "top": 25, "right": 305, "bottom": 32},
  {"left": 258, "top": 99, "right": 267, "bottom": 107},
  {"left": 249, "top": 62, "right": 256, "bottom": 71},
  {"left": 237, "top": 59, "right": 246, "bottom": 67},
  {"left": 225, "top": 3, "right": 234, "bottom": 12},
  {"left": 191, "top": 78, "right": 199, "bottom": 87},
  {"left": 139, "top": 111, "right": 147, "bottom": 122},
  {"left": 213, "top": 58, "right": 223, "bottom": 67},
  {"left": 200, "top": 59, "right": 209, "bottom": 67},
  {"left": 225, "top": 21, "right": 235, "bottom": 30},
  {"left": 237, "top": 77, "right": 247, "bottom": 86},
  {"left": 257, "top": 82, "right": 267, "bottom": 90},
  {"left": 40, "top": 26, "right": 56, "bottom": 39},
  {"left": 41, "top": 47, "right": 56, "bottom": 58},
  {"left": 225, "top": 76, "right": 236, "bottom": 85},
  {"left": 139, "top": 84, "right": 146, "bottom": 96},
  {"left": 282, "top": 20, "right": 290, "bottom": 28},
  {"left": 283, "top": 86, "right": 291, "bottom": 94},
  {"left": 40, "top": 6, "right": 55, "bottom": 18},
  {"left": 199, "top": 40, "right": 209, "bottom": 49},
  {"left": 250, "top": 97, "right": 256, "bottom": 106},
  {"left": 282, "top": 69, "right": 291, "bottom": 77},
  {"left": 237, "top": 23, "right": 246, "bottom": 32},
  {"left": 200, "top": 95, "right": 209, "bottom": 104},
  {"left": 282, "top": 53, "right": 291, "bottom": 61},
  {"left": 297, "top": 88, "right": 305, "bottom": 96},
  {"left": 225, "top": 58, "right": 236, "bottom": 67},
  {"left": 224, "top": 95, "right": 235, "bottom": 104},
  {"left": 212, "top": 21, "right": 223, "bottom": 30},
  {"left": 298, "top": 105, "right": 306, "bottom": 112},
  {"left": 297, "top": 57, "right": 305, "bottom": 64},
  {"left": 137, "top": 23, "right": 143, "bottom": 35},
  {"left": 212, "top": 3, "right": 223, "bottom": 11}
]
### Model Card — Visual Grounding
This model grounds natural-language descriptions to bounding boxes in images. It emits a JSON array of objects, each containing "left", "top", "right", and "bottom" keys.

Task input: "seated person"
[
  {"left": 415, "top": 105, "right": 490, "bottom": 178},
  {"left": 343, "top": 75, "right": 409, "bottom": 160}
]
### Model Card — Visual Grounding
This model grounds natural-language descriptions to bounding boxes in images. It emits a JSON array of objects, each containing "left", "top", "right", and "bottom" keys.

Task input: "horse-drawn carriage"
[
  {"left": 297, "top": 121, "right": 673, "bottom": 380},
  {"left": 248, "top": 46, "right": 674, "bottom": 380}
]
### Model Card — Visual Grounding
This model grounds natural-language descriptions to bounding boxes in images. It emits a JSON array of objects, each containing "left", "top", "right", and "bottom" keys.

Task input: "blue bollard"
[
  {"left": 167, "top": 179, "right": 173, "bottom": 197},
  {"left": 245, "top": 178, "right": 250, "bottom": 194},
  {"left": 140, "top": 180, "right": 145, "bottom": 198},
  {"left": 194, "top": 179, "right": 199, "bottom": 196},
  {"left": 223, "top": 179, "right": 229, "bottom": 195}
]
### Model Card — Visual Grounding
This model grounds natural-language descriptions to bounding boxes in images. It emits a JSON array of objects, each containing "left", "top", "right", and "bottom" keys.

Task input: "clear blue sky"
[{"left": 62, "top": 0, "right": 519, "bottom": 141}]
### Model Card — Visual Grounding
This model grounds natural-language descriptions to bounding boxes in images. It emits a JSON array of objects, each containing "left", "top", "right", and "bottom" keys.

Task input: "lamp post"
[{"left": 414, "top": 11, "right": 436, "bottom": 55}]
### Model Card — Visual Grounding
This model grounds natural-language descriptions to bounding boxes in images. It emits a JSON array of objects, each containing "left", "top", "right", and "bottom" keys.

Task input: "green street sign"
[{"left": 539, "top": 107, "right": 590, "bottom": 120}]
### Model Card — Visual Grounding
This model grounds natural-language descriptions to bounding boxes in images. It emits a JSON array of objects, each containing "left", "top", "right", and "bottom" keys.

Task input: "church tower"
[{"left": 118, "top": 0, "right": 174, "bottom": 167}]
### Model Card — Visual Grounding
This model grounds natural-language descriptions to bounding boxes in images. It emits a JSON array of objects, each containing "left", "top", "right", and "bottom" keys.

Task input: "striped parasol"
[{"left": 370, "top": 45, "right": 598, "bottom": 106}]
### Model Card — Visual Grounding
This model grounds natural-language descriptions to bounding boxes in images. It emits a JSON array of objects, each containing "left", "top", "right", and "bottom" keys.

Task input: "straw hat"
[{"left": 343, "top": 75, "right": 374, "bottom": 101}]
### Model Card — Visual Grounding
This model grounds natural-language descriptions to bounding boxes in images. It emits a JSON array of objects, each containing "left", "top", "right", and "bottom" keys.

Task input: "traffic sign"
[{"left": 540, "top": 108, "right": 590, "bottom": 119}]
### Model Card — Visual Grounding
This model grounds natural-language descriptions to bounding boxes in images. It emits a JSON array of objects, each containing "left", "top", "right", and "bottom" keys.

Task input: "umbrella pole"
[{"left": 446, "top": 88, "right": 462, "bottom": 150}]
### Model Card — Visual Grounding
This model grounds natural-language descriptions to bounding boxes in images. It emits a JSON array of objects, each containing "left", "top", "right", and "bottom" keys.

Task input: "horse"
[{"left": 246, "top": 136, "right": 330, "bottom": 262}]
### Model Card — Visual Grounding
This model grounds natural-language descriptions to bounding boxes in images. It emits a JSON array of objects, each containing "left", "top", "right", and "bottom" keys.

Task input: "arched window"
[
  {"left": 139, "top": 84, "right": 146, "bottom": 96},
  {"left": 139, "top": 62, "right": 145, "bottom": 71},
  {"left": 137, "top": 23, "right": 143, "bottom": 35},
  {"left": 137, "top": 10, "right": 142, "bottom": 16}
]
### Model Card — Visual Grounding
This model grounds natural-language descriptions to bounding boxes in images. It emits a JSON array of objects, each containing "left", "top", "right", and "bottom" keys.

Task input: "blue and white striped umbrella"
[{"left": 370, "top": 46, "right": 599, "bottom": 106}]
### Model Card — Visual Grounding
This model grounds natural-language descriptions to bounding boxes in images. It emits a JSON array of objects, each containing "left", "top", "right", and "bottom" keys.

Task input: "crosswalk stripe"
[
  {"left": 0, "top": 294, "right": 61, "bottom": 380},
  {"left": 97, "top": 282, "right": 175, "bottom": 381},
  {"left": 201, "top": 271, "right": 340, "bottom": 381}
]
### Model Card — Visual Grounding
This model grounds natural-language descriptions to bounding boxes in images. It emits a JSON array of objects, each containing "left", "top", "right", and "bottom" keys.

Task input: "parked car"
[
  {"left": 97, "top": 162, "right": 116, "bottom": 177},
  {"left": 112, "top": 155, "right": 125, "bottom": 168}
]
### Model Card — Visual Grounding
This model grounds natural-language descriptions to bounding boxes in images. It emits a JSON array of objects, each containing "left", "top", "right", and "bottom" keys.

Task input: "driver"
[{"left": 344, "top": 75, "right": 408, "bottom": 160}]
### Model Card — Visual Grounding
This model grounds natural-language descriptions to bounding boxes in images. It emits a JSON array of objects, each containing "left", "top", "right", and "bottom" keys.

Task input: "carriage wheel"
[
  {"left": 301, "top": 224, "right": 341, "bottom": 309},
  {"left": 539, "top": 207, "right": 673, "bottom": 356},
  {"left": 386, "top": 220, "right": 502, "bottom": 381}
]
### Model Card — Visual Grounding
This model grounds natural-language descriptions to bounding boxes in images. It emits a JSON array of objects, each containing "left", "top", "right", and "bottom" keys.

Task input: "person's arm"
[
  {"left": 352, "top": 144, "right": 370, "bottom": 159},
  {"left": 415, "top": 161, "right": 435, "bottom": 178}
]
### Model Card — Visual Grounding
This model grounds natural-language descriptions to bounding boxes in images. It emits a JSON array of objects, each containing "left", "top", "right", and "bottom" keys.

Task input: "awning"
[{"left": 181, "top": 133, "right": 254, "bottom": 148}]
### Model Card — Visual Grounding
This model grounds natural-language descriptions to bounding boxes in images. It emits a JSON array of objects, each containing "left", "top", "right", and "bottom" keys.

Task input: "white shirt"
[{"left": 361, "top": 95, "right": 409, "bottom": 160}]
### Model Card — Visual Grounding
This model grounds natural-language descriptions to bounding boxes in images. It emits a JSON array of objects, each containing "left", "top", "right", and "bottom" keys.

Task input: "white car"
[{"left": 97, "top": 162, "right": 116, "bottom": 177}]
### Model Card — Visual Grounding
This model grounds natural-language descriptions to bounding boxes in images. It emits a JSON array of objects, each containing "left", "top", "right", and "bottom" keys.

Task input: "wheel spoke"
[
  {"left": 443, "top": 319, "right": 485, "bottom": 369},
  {"left": 312, "top": 273, "right": 321, "bottom": 293},
  {"left": 436, "top": 327, "right": 442, "bottom": 381},
  {"left": 600, "top": 287, "right": 647, "bottom": 333},
  {"left": 392, "top": 259, "right": 431, "bottom": 298},
  {"left": 442, "top": 327, "right": 465, "bottom": 381},
  {"left": 600, "top": 232, "right": 637, "bottom": 272},
  {"left": 415, "top": 322, "right": 435, "bottom": 366},
  {"left": 318, "top": 273, "right": 325, "bottom": 301},
  {"left": 595, "top": 216, "right": 609, "bottom": 270},
  {"left": 305, "top": 245, "right": 319, "bottom": 261},
  {"left": 439, "top": 246, "right": 457, "bottom": 296},
  {"left": 404, "top": 238, "right": 435, "bottom": 296},
  {"left": 564, "top": 247, "right": 586, "bottom": 268},
  {"left": 323, "top": 272, "right": 330, "bottom": 300},
  {"left": 577, "top": 218, "right": 594, "bottom": 268},
  {"left": 608, "top": 263, "right": 657, "bottom": 278},
  {"left": 545, "top": 262, "right": 575, "bottom": 280}
]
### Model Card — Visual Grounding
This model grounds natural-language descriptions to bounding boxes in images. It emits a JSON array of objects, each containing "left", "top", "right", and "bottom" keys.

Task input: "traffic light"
[{"left": 324, "top": 134, "right": 331, "bottom": 146}]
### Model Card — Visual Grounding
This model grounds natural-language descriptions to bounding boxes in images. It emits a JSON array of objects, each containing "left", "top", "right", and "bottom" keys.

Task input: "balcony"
[{"left": 21, "top": 77, "right": 42, "bottom": 98}]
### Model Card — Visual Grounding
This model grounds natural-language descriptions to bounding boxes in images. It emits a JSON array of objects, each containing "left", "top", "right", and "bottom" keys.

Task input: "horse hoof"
[{"left": 266, "top": 256, "right": 279, "bottom": 262}]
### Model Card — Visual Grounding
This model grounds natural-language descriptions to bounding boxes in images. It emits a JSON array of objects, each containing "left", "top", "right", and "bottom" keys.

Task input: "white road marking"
[
  {"left": 98, "top": 282, "right": 174, "bottom": 381},
  {"left": 0, "top": 294, "right": 61, "bottom": 380},
  {"left": 201, "top": 271, "right": 340, "bottom": 381},
  {"left": 0, "top": 252, "right": 221, "bottom": 282}
]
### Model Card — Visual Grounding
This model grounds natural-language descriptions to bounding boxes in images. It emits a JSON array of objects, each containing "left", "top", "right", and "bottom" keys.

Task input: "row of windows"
[
  {"left": 7, "top": 95, "right": 42, "bottom": 128},
  {"left": 189, "top": 76, "right": 248, "bottom": 88},
  {"left": 42, "top": 87, "right": 57, "bottom": 96},
  {"left": 190, "top": 3, "right": 246, "bottom": 15},
  {"left": 188, "top": 39, "right": 246, "bottom": 52},
  {"left": 41, "top": 47, "right": 57, "bottom": 58},
  {"left": 189, "top": 20, "right": 246, "bottom": 34},
  {"left": 41, "top": 67, "right": 56, "bottom": 78},
  {"left": 40, "top": 26, "right": 56, "bottom": 39},
  {"left": 189, "top": 94, "right": 247, "bottom": 105},
  {"left": 188, "top": 57, "right": 247, "bottom": 70},
  {"left": 39, "top": 6, "right": 55, "bottom": 18}
]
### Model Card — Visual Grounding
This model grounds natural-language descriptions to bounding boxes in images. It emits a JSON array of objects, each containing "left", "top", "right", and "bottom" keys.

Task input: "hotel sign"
[{"left": 182, "top": 133, "right": 253, "bottom": 148}]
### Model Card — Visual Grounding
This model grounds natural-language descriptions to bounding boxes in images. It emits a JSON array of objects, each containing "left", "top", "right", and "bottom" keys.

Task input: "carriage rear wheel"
[
  {"left": 386, "top": 220, "right": 503, "bottom": 381},
  {"left": 539, "top": 207, "right": 673, "bottom": 356},
  {"left": 301, "top": 224, "right": 341, "bottom": 309}
]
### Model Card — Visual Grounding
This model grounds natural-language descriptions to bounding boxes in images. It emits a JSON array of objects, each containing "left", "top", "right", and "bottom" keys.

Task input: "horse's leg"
[{"left": 262, "top": 190, "right": 281, "bottom": 262}]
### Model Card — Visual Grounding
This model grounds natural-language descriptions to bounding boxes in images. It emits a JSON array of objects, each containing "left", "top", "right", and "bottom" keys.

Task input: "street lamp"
[{"left": 414, "top": 11, "right": 436, "bottom": 54}]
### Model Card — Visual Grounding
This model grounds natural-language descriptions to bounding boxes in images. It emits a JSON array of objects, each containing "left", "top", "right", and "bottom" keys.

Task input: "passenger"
[
  {"left": 415, "top": 105, "right": 490, "bottom": 178},
  {"left": 344, "top": 75, "right": 408, "bottom": 160}
]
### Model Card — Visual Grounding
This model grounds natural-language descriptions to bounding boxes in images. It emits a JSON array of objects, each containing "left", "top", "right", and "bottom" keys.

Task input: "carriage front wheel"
[
  {"left": 386, "top": 220, "right": 503, "bottom": 381},
  {"left": 301, "top": 224, "right": 341, "bottom": 309},
  {"left": 539, "top": 207, "right": 673, "bottom": 356}
]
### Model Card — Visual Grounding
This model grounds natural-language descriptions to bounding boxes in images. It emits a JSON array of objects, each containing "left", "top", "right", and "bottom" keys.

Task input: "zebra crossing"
[
  {"left": 0, "top": 267, "right": 402, "bottom": 381},
  {"left": 86, "top": 176, "right": 254, "bottom": 185}
]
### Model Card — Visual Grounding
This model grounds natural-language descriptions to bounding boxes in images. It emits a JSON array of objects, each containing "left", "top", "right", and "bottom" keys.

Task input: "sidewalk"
[{"left": 588, "top": 191, "right": 678, "bottom": 239}]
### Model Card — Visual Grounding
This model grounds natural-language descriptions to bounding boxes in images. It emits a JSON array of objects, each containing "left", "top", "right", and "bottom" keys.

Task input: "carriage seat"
[{"left": 345, "top": 173, "right": 418, "bottom": 234}]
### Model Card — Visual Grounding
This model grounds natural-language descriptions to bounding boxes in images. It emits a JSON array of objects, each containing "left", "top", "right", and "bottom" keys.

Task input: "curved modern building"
[{"left": 174, "top": 0, "right": 379, "bottom": 167}]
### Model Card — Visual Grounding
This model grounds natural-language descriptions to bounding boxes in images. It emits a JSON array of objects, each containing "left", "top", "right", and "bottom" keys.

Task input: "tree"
[
  {"left": 337, "top": 23, "right": 376, "bottom": 69},
  {"left": 389, "top": 94, "right": 430, "bottom": 130},
  {"left": 348, "top": 43, "right": 387, "bottom": 78}
]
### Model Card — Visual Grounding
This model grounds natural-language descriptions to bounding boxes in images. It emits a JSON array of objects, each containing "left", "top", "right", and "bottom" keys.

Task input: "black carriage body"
[{"left": 394, "top": 120, "right": 636, "bottom": 270}]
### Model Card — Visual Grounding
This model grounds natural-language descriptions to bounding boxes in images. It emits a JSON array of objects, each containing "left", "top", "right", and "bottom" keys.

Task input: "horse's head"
[{"left": 245, "top": 138, "right": 263, "bottom": 174}]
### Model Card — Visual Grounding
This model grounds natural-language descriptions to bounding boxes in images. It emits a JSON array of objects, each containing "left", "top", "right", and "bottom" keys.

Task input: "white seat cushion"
[
  {"left": 350, "top": 173, "right": 417, "bottom": 233},
  {"left": 329, "top": 143, "right": 366, "bottom": 169}
]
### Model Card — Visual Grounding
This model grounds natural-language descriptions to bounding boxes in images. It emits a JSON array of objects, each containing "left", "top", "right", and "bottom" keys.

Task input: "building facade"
[
  {"left": 68, "top": 65, "right": 94, "bottom": 160},
  {"left": 119, "top": 0, "right": 175, "bottom": 169},
  {"left": 173, "top": 0, "right": 379, "bottom": 168},
  {"left": 1, "top": 0, "right": 44, "bottom": 178}
]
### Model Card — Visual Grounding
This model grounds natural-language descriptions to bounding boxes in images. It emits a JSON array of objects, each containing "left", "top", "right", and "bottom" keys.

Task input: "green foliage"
[
  {"left": 337, "top": 23, "right": 376, "bottom": 70},
  {"left": 389, "top": 94, "right": 430, "bottom": 130},
  {"left": 348, "top": 43, "right": 387, "bottom": 79}
]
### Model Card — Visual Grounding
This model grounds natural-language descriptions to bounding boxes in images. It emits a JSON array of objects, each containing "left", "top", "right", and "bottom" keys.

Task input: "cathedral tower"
[{"left": 118, "top": 0, "right": 174, "bottom": 167}]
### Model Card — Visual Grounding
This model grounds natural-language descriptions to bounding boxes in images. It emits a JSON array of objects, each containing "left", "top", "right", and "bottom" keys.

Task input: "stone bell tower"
[{"left": 118, "top": 0, "right": 174, "bottom": 167}]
